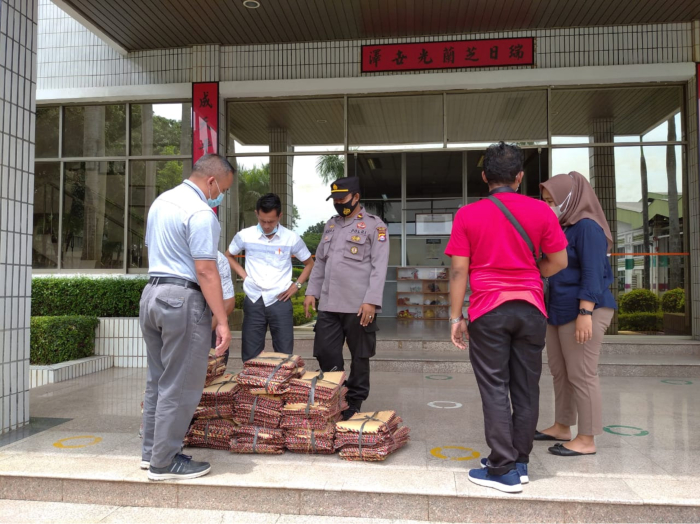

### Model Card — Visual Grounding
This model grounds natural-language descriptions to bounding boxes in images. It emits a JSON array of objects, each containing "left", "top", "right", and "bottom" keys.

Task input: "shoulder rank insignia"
[{"left": 357, "top": 213, "right": 363, "bottom": 219}]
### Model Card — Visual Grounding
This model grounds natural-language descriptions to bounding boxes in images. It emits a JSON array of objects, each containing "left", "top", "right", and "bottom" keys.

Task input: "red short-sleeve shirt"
[{"left": 445, "top": 193, "right": 568, "bottom": 322}]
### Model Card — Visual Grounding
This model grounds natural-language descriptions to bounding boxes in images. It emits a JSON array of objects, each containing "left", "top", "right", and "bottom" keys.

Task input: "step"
[
  {"left": 227, "top": 349, "right": 700, "bottom": 378},
  {"left": 30, "top": 356, "right": 113, "bottom": 389},
  {"left": 234, "top": 332, "right": 700, "bottom": 357}
]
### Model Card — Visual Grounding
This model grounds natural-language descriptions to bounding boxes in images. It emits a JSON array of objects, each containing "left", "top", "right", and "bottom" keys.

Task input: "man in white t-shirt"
[{"left": 226, "top": 193, "right": 314, "bottom": 361}]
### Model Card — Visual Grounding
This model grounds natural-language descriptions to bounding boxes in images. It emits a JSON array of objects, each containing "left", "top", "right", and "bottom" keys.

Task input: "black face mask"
[{"left": 334, "top": 195, "right": 359, "bottom": 217}]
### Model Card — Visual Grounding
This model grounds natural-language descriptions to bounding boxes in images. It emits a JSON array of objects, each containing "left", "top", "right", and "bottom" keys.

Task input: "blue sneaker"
[
  {"left": 479, "top": 458, "right": 529, "bottom": 484},
  {"left": 469, "top": 467, "right": 523, "bottom": 493}
]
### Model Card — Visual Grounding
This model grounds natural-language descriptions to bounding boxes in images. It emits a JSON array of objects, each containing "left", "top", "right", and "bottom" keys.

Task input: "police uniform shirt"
[
  {"left": 146, "top": 180, "right": 220, "bottom": 282},
  {"left": 306, "top": 207, "right": 390, "bottom": 314}
]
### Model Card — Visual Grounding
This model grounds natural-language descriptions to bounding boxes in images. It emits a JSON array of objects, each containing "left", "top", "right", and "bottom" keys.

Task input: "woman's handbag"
[{"left": 487, "top": 196, "right": 550, "bottom": 307}]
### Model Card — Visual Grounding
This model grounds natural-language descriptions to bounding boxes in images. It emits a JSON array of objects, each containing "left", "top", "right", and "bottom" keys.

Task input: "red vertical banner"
[{"left": 192, "top": 82, "right": 219, "bottom": 164}]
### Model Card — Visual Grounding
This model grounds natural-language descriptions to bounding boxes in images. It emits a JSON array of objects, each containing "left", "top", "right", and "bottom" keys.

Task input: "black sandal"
[{"left": 534, "top": 430, "right": 570, "bottom": 442}]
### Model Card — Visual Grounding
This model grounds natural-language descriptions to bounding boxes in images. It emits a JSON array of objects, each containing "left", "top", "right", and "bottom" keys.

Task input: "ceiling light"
[
  {"left": 367, "top": 158, "right": 382, "bottom": 170},
  {"left": 243, "top": 0, "right": 260, "bottom": 8},
  {"left": 316, "top": 119, "right": 327, "bottom": 124},
  {"left": 477, "top": 155, "right": 484, "bottom": 168}
]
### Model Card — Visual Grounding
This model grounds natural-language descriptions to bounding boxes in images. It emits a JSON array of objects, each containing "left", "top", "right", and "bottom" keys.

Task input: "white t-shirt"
[
  {"left": 228, "top": 225, "right": 311, "bottom": 306},
  {"left": 216, "top": 252, "right": 235, "bottom": 300}
]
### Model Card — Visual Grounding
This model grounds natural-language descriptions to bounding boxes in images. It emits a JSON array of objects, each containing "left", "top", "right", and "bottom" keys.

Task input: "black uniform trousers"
[
  {"left": 313, "top": 310, "right": 378, "bottom": 409},
  {"left": 468, "top": 300, "right": 547, "bottom": 476}
]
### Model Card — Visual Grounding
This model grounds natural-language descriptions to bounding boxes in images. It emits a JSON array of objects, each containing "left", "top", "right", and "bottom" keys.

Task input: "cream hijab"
[{"left": 540, "top": 171, "right": 613, "bottom": 252}]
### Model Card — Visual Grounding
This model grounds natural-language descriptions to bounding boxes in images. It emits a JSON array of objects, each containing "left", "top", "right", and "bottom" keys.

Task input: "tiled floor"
[{"left": 2, "top": 367, "right": 699, "bottom": 509}]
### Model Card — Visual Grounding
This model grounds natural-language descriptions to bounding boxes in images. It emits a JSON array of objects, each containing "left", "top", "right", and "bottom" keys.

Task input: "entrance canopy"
[{"left": 53, "top": 0, "right": 700, "bottom": 52}]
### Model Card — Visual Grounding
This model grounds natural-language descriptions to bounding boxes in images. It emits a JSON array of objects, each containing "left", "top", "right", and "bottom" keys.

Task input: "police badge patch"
[
  {"left": 350, "top": 246, "right": 359, "bottom": 255},
  {"left": 377, "top": 226, "right": 387, "bottom": 242}
]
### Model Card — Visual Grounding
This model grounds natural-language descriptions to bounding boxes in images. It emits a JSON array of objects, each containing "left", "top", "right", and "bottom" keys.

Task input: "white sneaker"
[{"left": 140, "top": 460, "right": 150, "bottom": 470}]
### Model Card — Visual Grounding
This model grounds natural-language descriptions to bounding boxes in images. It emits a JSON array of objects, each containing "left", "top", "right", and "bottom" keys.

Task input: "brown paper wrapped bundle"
[
  {"left": 204, "top": 349, "right": 227, "bottom": 386},
  {"left": 193, "top": 403, "right": 234, "bottom": 421},
  {"left": 285, "top": 423, "right": 336, "bottom": 454},
  {"left": 285, "top": 371, "right": 346, "bottom": 402},
  {"left": 233, "top": 390, "right": 284, "bottom": 427},
  {"left": 334, "top": 411, "right": 410, "bottom": 461},
  {"left": 230, "top": 425, "right": 285, "bottom": 454},
  {"left": 198, "top": 374, "right": 238, "bottom": 407},
  {"left": 185, "top": 419, "right": 238, "bottom": 450}
]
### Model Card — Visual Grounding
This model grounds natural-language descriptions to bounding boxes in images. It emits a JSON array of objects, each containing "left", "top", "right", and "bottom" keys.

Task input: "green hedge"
[
  {"left": 292, "top": 267, "right": 303, "bottom": 280},
  {"left": 661, "top": 288, "right": 685, "bottom": 313},
  {"left": 31, "top": 316, "right": 100, "bottom": 365},
  {"left": 618, "top": 312, "right": 663, "bottom": 332},
  {"left": 32, "top": 277, "right": 147, "bottom": 317},
  {"left": 235, "top": 292, "right": 245, "bottom": 310},
  {"left": 619, "top": 289, "right": 660, "bottom": 313}
]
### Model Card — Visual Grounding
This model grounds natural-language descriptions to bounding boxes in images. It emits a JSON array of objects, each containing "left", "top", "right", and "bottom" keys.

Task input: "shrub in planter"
[
  {"left": 31, "top": 316, "right": 100, "bottom": 365},
  {"left": 661, "top": 288, "right": 685, "bottom": 313},
  {"left": 235, "top": 292, "right": 246, "bottom": 310},
  {"left": 32, "top": 277, "right": 147, "bottom": 317},
  {"left": 618, "top": 289, "right": 659, "bottom": 313},
  {"left": 618, "top": 312, "right": 663, "bottom": 332},
  {"left": 293, "top": 304, "right": 311, "bottom": 326}
]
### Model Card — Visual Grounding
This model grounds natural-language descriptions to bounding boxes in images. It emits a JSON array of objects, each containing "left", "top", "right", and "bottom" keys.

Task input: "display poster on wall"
[
  {"left": 362, "top": 37, "right": 534, "bottom": 73},
  {"left": 416, "top": 214, "right": 453, "bottom": 236}
]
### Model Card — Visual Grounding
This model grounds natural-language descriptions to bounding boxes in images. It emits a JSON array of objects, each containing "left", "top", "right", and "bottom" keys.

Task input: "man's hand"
[
  {"left": 357, "top": 303, "right": 376, "bottom": 327},
  {"left": 278, "top": 282, "right": 299, "bottom": 302},
  {"left": 304, "top": 296, "right": 316, "bottom": 318},
  {"left": 450, "top": 319, "right": 469, "bottom": 350},
  {"left": 575, "top": 314, "right": 593, "bottom": 345},
  {"left": 214, "top": 322, "right": 231, "bottom": 356}
]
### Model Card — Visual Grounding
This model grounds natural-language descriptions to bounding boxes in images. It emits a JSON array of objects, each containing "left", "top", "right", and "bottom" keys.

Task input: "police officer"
[
  {"left": 140, "top": 154, "right": 235, "bottom": 481},
  {"left": 304, "top": 177, "right": 390, "bottom": 420}
]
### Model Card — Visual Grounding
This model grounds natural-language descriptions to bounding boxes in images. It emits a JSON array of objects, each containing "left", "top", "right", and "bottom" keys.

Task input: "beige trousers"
[{"left": 545, "top": 308, "right": 614, "bottom": 436}]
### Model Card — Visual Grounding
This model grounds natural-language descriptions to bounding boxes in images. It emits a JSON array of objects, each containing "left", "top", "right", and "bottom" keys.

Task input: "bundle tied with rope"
[
  {"left": 236, "top": 352, "right": 306, "bottom": 395},
  {"left": 281, "top": 370, "right": 348, "bottom": 430},
  {"left": 334, "top": 410, "right": 410, "bottom": 461},
  {"left": 230, "top": 425, "right": 286, "bottom": 454},
  {"left": 195, "top": 373, "right": 238, "bottom": 421},
  {"left": 284, "top": 422, "right": 336, "bottom": 454},
  {"left": 185, "top": 418, "right": 239, "bottom": 450}
]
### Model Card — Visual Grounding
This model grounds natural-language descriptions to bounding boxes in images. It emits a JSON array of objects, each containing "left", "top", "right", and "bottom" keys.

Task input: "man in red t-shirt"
[{"left": 446, "top": 142, "right": 568, "bottom": 493}]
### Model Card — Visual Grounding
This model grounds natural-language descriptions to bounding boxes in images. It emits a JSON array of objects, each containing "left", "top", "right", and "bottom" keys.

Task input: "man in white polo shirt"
[{"left": 226, "top": 193, "right": 314, "bottom": 361}]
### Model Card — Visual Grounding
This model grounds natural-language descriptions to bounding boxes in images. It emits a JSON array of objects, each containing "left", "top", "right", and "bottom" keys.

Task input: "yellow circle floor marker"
[
  {"left": 430, "top": 446, "right": 480, "bottom": 461},
  {"left": 53, "top": 435, "right": 102, "bottom": 449}
]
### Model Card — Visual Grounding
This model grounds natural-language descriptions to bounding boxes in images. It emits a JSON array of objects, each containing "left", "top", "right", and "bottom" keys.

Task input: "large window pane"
[
  {"left": 551, "top": 86, "right": 684, "bottom": 145},
  {"left": 348, "top": 153, "right": 401, "bottom": 200},
  {"left": 130, "top": 103, "right": 192, "bottom": 156},
  {"left": 446, "top": 90, "right": 547, "bottom": 145},
  {"left": 227, "top": 98, "right": 344, "bottom": 153},
  {"left": 36, "top": 107, "right": 59, "bottom": 158},
  {"left": 62, "top": 161, "right": 125, "bottom": 269},
  {"left": 407, "top": 151, "right": 462, "bottom": 199},
  {"left": 63, "top": 105, "right": 127, "bottom": 157},
  {"left": 128, "top": 160, "right": 185, "bottom": 269},
  {"left": 32, "top": 162, "right": 60, "bottom": 268},
  {"left": 348, "top": 94, "right": 443, "bottom": 148},
  {"left": 467, "top": 148, "right": 547, "bottom": 202}
]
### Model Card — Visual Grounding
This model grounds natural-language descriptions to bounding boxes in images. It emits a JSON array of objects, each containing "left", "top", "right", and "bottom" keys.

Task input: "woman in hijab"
[{"left": 536, "top": 172, "right": 617, "bottom": 456}]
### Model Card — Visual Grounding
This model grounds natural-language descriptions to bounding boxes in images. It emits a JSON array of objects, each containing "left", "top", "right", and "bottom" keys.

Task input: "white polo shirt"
[
  {"left": 216, "top": 252, "right": 235, "bottom": 300},
  {"left": 228, "top": 225, "right": 311, "bottom": 306}
]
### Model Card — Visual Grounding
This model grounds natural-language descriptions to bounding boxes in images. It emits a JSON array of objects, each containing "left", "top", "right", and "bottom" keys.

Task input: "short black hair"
[
  {"left": 192, "top": 154, "right": 237, "bottom": 178},
  {"left": 256, "top": 193, "right": 282, "bottom": 215},
  {"left": 483, "top": 142, "right": 524, "bottom": 185}
]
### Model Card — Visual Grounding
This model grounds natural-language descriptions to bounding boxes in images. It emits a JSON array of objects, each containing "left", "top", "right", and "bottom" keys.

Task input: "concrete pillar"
[
  {"left": 686, "top": 70, "right": 700, "bottom": 339},
  {"left": 269, "top": 129, "right": 294, "bottom": 228},
  {"left": 0, "top": 0, "right": 37, "bottom": 433},
  {"left": 589, "top": 118, "right": 619, "bottom": 334}
]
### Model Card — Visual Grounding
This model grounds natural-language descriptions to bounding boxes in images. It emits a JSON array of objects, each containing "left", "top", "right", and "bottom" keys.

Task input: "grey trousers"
[
  {"left": 241, "top": 296, "right": 294, "bottom": 362},
  {"left": 139, "top": 283, "right": 212, "bottom": 468},
  {"left": 545, "top": 307, "right": 614, "bottom": 436}
]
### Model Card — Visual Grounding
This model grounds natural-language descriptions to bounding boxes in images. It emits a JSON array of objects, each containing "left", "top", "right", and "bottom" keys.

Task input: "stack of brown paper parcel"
[{"left": 334, "top": 410, "right": 410, "bottom": 461}]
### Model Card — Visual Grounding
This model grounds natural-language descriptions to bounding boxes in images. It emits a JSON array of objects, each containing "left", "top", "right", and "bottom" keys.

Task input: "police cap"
[{"left": 326, "top": 177, "right": 360, "bottom": 201}]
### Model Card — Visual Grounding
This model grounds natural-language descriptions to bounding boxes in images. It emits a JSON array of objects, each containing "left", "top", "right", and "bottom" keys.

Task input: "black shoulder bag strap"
[{"left": 486, "top": 196, "right": 549, "bottom": 306}]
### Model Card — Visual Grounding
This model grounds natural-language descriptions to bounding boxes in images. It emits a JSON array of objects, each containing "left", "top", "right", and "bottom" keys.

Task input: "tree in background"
[
  {"left": 300, "top": 221, "right": 326, "bottom": 255},
  {"left": 316, "top": 155, "right": 345, "bottom": 184}
]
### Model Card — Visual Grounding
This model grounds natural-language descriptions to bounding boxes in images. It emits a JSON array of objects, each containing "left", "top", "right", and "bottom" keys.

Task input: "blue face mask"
[
  {"left": 207, "top": 179, "right": 224, "bottom": 208},
  {"left": 257, "top": 223, "right": 278, "bottom": 236}
]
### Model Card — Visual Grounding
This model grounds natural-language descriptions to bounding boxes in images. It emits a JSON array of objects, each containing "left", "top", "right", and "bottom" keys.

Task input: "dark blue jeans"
[{"left": 241, "top": 296, "right": 294, "bottom": 361}]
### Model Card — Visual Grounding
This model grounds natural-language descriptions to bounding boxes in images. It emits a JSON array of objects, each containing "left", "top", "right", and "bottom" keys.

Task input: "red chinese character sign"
[
  {"left": 192, "top": 82, "right": 219, "bottom": 163},
  {"left": 362, "top": 38, "right": 534, "bottom": 73}
]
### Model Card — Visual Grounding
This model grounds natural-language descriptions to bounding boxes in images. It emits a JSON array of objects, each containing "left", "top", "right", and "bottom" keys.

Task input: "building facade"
[{"left": 1, "top": 0, "right": 699, "bottom": 432}]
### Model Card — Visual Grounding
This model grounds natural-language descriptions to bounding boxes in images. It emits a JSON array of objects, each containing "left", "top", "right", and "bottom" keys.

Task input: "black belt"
[{"left": 148, "top": 276, "right": 201, "bottom": 293}]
